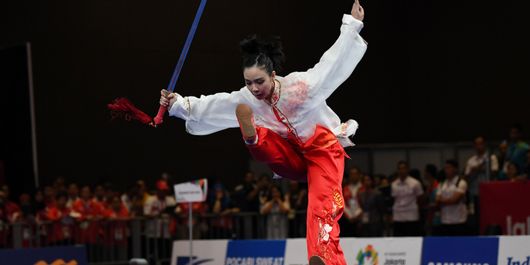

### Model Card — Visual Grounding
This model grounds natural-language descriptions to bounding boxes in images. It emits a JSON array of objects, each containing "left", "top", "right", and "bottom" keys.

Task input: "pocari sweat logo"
[{"left": 176, "top": 256, "right": 214, "bottom": 265}]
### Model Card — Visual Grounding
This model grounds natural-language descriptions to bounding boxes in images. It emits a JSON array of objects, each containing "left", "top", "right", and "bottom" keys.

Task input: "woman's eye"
[{"left": 257, "top": 80, "right": 264, "bottom": 85}]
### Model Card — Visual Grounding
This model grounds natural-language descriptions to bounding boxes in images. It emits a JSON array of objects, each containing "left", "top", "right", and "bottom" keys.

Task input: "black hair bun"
[{"left": 240, "top": 34, "right": 285, "bottom": 72}]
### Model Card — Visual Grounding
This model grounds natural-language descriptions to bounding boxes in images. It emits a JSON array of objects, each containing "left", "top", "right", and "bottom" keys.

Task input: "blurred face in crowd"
[
  {"left": 474, "top": 137, "right": 486, "bottom": 154},
  {"left": 137, "top": 180, "right": 146, "bottom": 194},
  {"left": 244, "top": 172, "right": 255, "bottom": 184},
  {"left": 258, "top": 176, "right": 270, "bottom": 189},
  {"left": 157, "top": 189, "right": 167, "bottom": 200},
  {"left": 271, "top": 186, "right": 281, "bottom": 200},
  {"left": 397, "top": 163, "right": 409, "bottom": 179},
  {"left": 373, "top": 175, "right": 382, "bottom": 188},
  {"left": 94, "top": 185, "right": 105, "bottom": 200},
  {"left": 444, "top": 163, "right": 458, "bottom": 179},
  {"left": 68, "top": 184, "right": 79, "bottom": 198},
  {"left": 499, "top": 142, "right": 508, "bottom": 155},
  {"left": 363, "top": 175, "right": 373, "bottom": 189},
  {"left": 506, "top": 162, "right": 519, "bottom": 180},
  {"left": 35, "top": 191, "right": 44, "bottom": 203},
  {"left": 54, "top": 177, "right": 65, "bottom": 190},
  {"left": 105, "top": 187, "right": 114, "bottom": 200},
  {"left": 215, "top": 189, "right": 225, "bottom": 200},
  {"left": 510, "top": 127, "right": 522, "bottom": 142},
  {"left": 44, "top": 186, "right": 55, "bottom": 200},
  {"left": 111, "top": 196, "right": 122, "bottom": 212},
  {"left": 380, "top": 177, "right": 389, "bottom": 187},
  {"left": 349, "top": 168, "right": 362, "bottom": 184},
  {"left": 57, "top": 195, "right": 67, "bottom": 209},
  {"left": 289, "top": 181, "right": 299, "bottom": 192},
  {"left": 80, "top": 186, "right": 91, "bottom": 201},
  {"left": 0, "top": 191, "right": 5, "bottom": 204},
  {"left": 1, "top": 185, "right": 9, "bottom": 199}
]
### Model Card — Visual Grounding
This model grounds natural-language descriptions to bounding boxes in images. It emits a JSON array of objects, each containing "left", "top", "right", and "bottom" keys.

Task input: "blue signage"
[
  {"left": 225, "top": 240, "right": 286, "bottom": 265},
  {"left": 421, "top": 237, "right": 499, "bottom": 265},
  {"left": 0, "top": 245, "right": 88, "bottom": 265}
]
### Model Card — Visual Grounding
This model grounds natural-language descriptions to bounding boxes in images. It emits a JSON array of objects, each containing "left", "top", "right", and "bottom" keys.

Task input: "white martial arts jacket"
[{"left": 169, "top": 14, "right": 367, "bottom": 147}]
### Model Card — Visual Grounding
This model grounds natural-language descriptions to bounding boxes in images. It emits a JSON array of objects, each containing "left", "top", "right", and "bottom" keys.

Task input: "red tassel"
[{"left": 107, "top": 98, "right": 153, "bottom": 125}]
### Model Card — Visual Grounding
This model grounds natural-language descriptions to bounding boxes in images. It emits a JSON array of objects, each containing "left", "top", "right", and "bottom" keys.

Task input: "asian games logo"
[{"left": 356, "top": 244, "right": 379, "bottom": 265}]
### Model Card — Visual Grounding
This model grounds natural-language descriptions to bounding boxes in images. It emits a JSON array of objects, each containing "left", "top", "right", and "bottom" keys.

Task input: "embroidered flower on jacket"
[{"left": 320, "top": 223, "right": 333, "bottom": 242}]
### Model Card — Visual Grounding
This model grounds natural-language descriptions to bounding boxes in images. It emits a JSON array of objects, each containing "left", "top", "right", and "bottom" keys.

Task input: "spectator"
[
  {"left": 0, "top": 189, "right": 18, "bottom": 247},
  {"left": 175, "top": 200, "right": 208, "bottom": 239},
  {"left": 121, "top": 184, "right": 137, "bottom": 212},
  {"left": 436, "top": 159, "right": 468, "bottom": 236},
  {"left": 66, "top": 183, "right": 79, "bottom": 208},
  {"left": 43, "top": 186, "right": 57, "bottom": 206},
  {"left": 93, "top": 184, "right": 106, "bottom": 207},
  {"left": 423, "top": 164, "right": 441, "bottom": 235},
  {"left": 522, "top": 150, "right": 530, "bottom": 180},
  {"left": 391, "top": 161, "right": 424, "bottom": 236},
  {"left": 505, "top": 162, "right": 526, "bottom": 182},
  {"left": 464, "top": 136, "right": 499, "bottom": 234},
  {"left": 103, "top": 183, "right": 114, "bottom": 205},
  {"left": 103, "top": 194, "right": 129, "bottom": 261},
  {"left": 42, "top": 192, "right": 75, "bottom": 245},
  {"left": 53, "top": 177, "right": 67, "bottom": 194},
  {"left": 0, "top": 187, "right": 20, "bottom": 224},
  {"left": 377, "top": 174, "right": 393, "bottom": 236},
  {"left": 341, "top": 167, "right": 363, "bottom": 237},
  {"left": 128, "top": 194, "right": 145, "bottom": 218},
  {"left": 18, "top": 193, "right": 35, "bottom": 222},
  {"left": 72, "top": 186, "right": 104, "bottom": 244},
  {"left": 144, "top": 187, "right": 174, "bottom": 217},
  {"left": 505, "top": 124, "right": 529, "bottom": 174},
  {"left": 496, "top": 141, "right": 509, "bottom": 180},
  {"left": 257, "top": 174, "right": 272, "bottom": 207},
  {"left": 210, "top": 186, "right": 239, "bottom": 238},
  {"left": 105, "top": 194, "right": 129, "bottom": 219},
  {"left": 136, "top": 180, "right": 150, "bottom": 204},
  {"left": 358, "top": 175, "right": 384, "bottom": 237},
  {"left": 465, "top": 136, "right": 499, "bottom": 196},
  {"left": 260, "top": 185, "right": 290, "bottom": 239},
  {"left": 144, "top": 185, "right": 178, "bottom": 261},
  {"left": 34, "top": 189, "right": 47, "bottom": 218},
  {"left": 233, "top": 172, "right": 260, "bottom": 212},
  {"left": 286, "top": 180, "right": 308, "bottom": 237}
]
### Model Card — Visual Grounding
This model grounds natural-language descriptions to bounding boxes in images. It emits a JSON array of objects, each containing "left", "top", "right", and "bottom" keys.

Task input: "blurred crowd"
[{"left": 0, "top": 125, "right": 528, "bottom": 248}]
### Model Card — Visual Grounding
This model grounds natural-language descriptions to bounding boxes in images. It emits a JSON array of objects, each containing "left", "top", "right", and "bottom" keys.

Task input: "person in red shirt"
[
  {"left": 0, "top": 189, "right": 20, "bottom": 248},
  {"left": 72, "top": 186, "right": 104, "bottom": 244},
  {"left": 41, "top": 192, "right": 75, "bottom": 245},
  {"left": 102, "top": 194, "right": 129, "bottom": 260}
]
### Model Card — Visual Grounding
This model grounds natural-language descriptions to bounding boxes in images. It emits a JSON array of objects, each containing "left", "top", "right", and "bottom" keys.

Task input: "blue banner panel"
[
  {"left": 421, "top": 237, "right": 499, "bottom": 265},
  {"left": 0, "top": 245, "right": 88, "bottom": 265},
  {"left": 225, "top": 240, "right": 286, "bottom": 265}
]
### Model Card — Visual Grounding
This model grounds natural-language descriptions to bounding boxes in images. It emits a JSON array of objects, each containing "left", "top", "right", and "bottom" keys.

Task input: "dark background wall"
[{"left": 2, "top": 0, "right": 529, "bottom": 189}]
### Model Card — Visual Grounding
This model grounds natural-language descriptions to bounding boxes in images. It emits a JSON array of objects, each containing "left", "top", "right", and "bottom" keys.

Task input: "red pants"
[{"left": 247, "top": 125, "right": 347, "bottom": 265}]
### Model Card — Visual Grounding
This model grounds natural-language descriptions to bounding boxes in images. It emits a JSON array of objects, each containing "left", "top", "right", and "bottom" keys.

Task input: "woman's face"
[
  {"left": 271, "top": 187, "right": 281, "bottom": 199},
  {"left": 507, "top": 163, "right": 518, "bottom": 178},
  {"left": 243, "top": 66, "right": 275, "bottom": 100},
  {"left": 363, "top": 175, "right": 373, "bottom": 189}
]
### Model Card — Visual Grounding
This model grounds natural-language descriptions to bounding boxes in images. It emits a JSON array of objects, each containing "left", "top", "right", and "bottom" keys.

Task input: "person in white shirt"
[
  {"left": 437, "top": 159, "right": 468, "bottom": 236},
  {"left": 391, "top": 161, "right": 424, "bottom": 236},
  {"left": 341, "top": 167, "right": 363, "bottom": 237},
  {"left": 160, "top": 1, "right": 367, "bottom": 264},
  {"left": 464, "top": 136, "right": 498, "bottom": 234}
]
